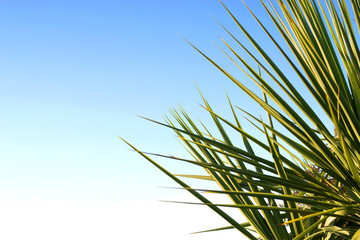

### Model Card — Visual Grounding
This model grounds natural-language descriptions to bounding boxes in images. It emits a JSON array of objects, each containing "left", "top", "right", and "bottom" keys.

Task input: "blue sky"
[{"left": 0, "top": 0, "right": 312, "bottom": 239}]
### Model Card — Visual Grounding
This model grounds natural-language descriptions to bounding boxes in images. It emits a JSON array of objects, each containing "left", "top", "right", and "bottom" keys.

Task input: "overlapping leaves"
[{"left": 124, "top": 0, "right": 360, "bottom": 239}]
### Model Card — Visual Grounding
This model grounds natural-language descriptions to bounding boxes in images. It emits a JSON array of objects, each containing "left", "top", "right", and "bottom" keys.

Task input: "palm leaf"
[{"left": 125, "top": 0, "right": 360, "bottom": 239}]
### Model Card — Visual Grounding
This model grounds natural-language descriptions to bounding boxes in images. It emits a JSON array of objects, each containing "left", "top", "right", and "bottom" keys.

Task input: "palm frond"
[{"left": 126, "top": 0, "right": 360, "bottom": 239}]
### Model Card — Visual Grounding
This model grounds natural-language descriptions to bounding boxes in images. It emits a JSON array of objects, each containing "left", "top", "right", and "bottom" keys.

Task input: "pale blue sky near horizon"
[{"left": 0, "top": 1, "right": 330, "bottom": 239}]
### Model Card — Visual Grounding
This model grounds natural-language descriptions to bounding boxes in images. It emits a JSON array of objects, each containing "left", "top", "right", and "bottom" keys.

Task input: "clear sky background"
[{"left": 0, "top": 0, "right": 315, "bottom": 239}]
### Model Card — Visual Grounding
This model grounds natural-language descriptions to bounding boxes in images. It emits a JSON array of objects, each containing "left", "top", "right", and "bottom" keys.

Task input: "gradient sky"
[{"left": 0, "top": 0, "right": 318, "bottom": 239}]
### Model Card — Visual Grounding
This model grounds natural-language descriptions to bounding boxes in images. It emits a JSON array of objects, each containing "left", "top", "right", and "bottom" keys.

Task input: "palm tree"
[{"left": 123, "top": 0, "right": 360, "bottom": 239}]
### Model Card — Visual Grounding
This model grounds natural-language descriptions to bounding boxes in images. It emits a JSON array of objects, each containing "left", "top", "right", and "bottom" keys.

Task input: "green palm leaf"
[{"left": 124, "top": 0, "right": 360, "bottom": 239}]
